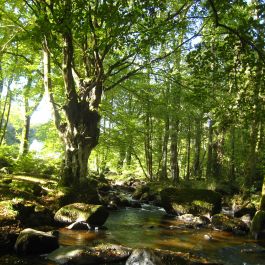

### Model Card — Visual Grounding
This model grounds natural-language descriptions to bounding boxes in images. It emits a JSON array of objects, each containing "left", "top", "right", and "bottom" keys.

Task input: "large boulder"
[
  {"left": 178, "top": 214, "right": 211, "bottom": 229},
  {"left": 54, "top": 203, "right": 109, "bottom": 227},
  {"left": 234, "top": 203, "right": 256, "bottom": 219},
  {"left": 250, "top": 210, "right": 265, "bottom": 239},
  {"left": 48, "top": 244, "right": 132, "bottom": 265},
  {"left": 215, "top": 181, "right": 239, "bottom": 196},
  {"left": 211, "top": 214, "right": 249, "bottom": 235},
  {"left": 58, "top": 181, "right": 100, "bottom": 207},
  {"left": 160, "top": 188, "right": 222, "bottom": 216},
  {"left": 126, "top": 248, "right": 221, "bottom": 265},
  {"left": 14, "top": 228, "right": 59, "bottom": 255}
]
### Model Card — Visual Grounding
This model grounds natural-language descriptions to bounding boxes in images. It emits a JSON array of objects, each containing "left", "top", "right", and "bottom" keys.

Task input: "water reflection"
[
  {"left": 102, "top": 207, "right": 265, "bottom": 265},
  {"left": 59, "top": 228, "right": 106, "bottom": 246}
]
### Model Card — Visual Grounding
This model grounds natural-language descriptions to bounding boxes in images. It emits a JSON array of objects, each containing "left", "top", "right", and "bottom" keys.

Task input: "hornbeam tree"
[{"left": 21, "top": 0, "right": 202, "bottom": 186}]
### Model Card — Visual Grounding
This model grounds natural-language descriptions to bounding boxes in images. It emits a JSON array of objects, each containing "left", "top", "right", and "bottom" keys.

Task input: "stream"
[{"left": 1, "top": 205, "right": 265, "bottom": 265}]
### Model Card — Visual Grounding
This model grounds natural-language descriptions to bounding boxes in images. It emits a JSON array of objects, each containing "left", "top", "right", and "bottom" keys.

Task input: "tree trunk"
[
  {"left": 63, "top": 141, "right": 92, "bottom": 186},
  {"left": 212, "top": 130, "right": 224, "bottom": 180},
  {"left": 43, "top": 49, "right": 61, "bottom": 131},
  {"left": 160, "top": 115, "right": 169, "bottom": 180},
  {"left": 43, "top": 27, "right": 102, "bottom": 186},
  {"left": 117, "top": 147, "right": 126, "bottom": 172},
  {"left": 246, "top": 119, "right": 258, "bottom": 186},
  {"left": 19, "top": 113, "right": 31, "bottom": 156},
  {"left": 170, "top": 119, "right": 180, "bottom": 184},
  {"left": 229, "top": 126, "right": 236, "bottom": 181},
  {"left": 0, "top": 92, "right": 11, "bottom": 145},
  {"left": 206, "top": 118, "right": 213, "bottom": 179},
  {"left": 0, "top": 79, "right": 12, "bottom": 145},
  {"left": 61, "top": 97, "right": 101, "bottom": 186},
  {"left": 245, "top": 68, "right": 262, "bottom": 186},
  {"left": 144, "top": 111, "right": 153, "bottom": 180},
  {"left": 185, "top": 119, "right": 191, "bottom": 181},
  {"left": 0, "top": 62, "right": 3, "bottom": 98},
  {"left": 125, "top": 141, "right": 133, "bottom": 166},
  {"left": 193, "top": 117, "right": 202, "bottom": 179}
]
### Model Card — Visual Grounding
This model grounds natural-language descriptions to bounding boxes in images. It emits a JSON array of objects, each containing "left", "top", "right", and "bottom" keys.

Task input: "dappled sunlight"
[{"left": 13, "top": 175, "right": 57, "bottom": 185}]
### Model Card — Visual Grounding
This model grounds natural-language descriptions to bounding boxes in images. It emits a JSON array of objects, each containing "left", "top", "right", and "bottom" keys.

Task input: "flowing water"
[{"left": 1, "top": 205, "right": 265, "bottom": 265}]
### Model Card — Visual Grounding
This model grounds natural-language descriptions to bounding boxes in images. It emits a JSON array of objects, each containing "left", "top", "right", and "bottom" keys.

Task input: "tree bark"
[
  {"left": 160, "top": 115, "right": 169, "bottom": 180},
  {"left": 0, "top": 62, "right": 3, "bottom": 98},
  {"left": 185, "top": 119, "right": 191, "bottom": 181},
  {"left": 170, "top": 119, "right": 180, "bottom": 184},
  {"left": 144, "top": 109, "right": 153, "bottom": 180},
  {"left": 19, "top": 112, "right": 30, "bottom": 156},
  {"left": 43, "top": 25, "right": 102, "bottom": 186},
  {"left": 61, "top": 28, "right": 102, "bottom": 185},
  {"left": 193, "top": 116, "right": 202, "bottom": 179},
  {"left": 206, "top": 118, "right": 213, "bottom": 179},
  {"left": 0, "top": 79, "right": 12, "bottom": 145},
  {"left": 125, "top": 141, "right": 133, "bottom": 166},
  {"left": 117, "top": 147, "right": 126, "bottom": 172},
  {"left": 212, "top": 130, "right": 224, "bottom": 180},
  {"left": 229, "top": 126, "right": 236, "bottom": 181},
  {"left": 0, "top": 93, "right": 11, "bottom": 146},
  {"left": 43, "top": 43, "right": 61, "bottom": 131}
]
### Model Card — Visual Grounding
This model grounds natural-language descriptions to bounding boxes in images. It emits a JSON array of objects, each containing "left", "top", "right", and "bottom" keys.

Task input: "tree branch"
[
  {"left": 105, "top": 23, "right": 206, "bottom": 91},
  {"left": 208, "top": 0, "right": 265, "bottom": 63}
]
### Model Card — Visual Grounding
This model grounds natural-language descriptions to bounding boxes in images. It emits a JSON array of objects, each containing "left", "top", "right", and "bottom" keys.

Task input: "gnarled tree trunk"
[
  {"left": 43, "top": 27, "right": 102, "bottom": 187},
  {"left": 61, "top": 100, "right": 101, "bottom": 186}
]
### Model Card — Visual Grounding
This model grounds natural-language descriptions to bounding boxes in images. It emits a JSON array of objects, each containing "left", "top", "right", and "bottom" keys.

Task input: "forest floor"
[{"left": 0, "top": 174, "right": 61, "bottom": 235}]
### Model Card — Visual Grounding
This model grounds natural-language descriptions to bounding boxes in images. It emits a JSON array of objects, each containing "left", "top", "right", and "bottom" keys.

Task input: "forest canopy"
[{"left": 0, "top": 0, "right": 264, "bottom": 190}]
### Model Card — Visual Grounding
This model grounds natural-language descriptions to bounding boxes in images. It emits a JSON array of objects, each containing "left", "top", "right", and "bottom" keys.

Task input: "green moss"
[
  {"left": 58, "top": 203, "right": 101, "bottom": 221},
  {"left": 192, "top": 200, "right": 212, "bottom": 209},
  {"left": 212, "top": 213, "right": 249, "bottom": 233},
  {"left": 0, "top": 200, "right": 19, "bottom": 225},
  {"left": 250, "top": 210, "right": 265, "bottom": 234},
  {"left": 160, "top": 188, "right": 222, "bottom": 215},
  {"left": 9, "top": 180, "right": 42, "bottom": 196},
  {"left": 54, "top": 203, "right": 109, "bottom": 226}
]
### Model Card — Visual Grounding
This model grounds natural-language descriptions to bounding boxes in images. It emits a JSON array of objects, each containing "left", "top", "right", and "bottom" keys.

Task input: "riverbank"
[{"left": 0, "top": 173, "right": 264, "bottom": 264}]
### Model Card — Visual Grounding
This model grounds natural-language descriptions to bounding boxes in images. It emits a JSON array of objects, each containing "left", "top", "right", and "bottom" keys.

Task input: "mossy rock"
[
  {"left": 132, "top": 182, "right": 169, "bottom": 203},
  {"left": 212, "top": 214, "right": 249, "bottom": 234},
  {"left": 48, "top": 244, "right": 132, "bottom": 264},
  {"left": 97, "top": 183, "right": 111, "bottom": 194},
  {"left": 171, "top": 200, "right": 213, "bottom": 216},
  {"left": 54, "top": 203, "right": 109, "bottom": 227},
  {"left": 160, "top": 188, "right": 222, "bottom": 216},
  {"left": 132, "top": 185, "right": 150, "bottom": 200},
  {"left": 250, "top": 210, "right": 265, "bottom": 239},
  {"left": 0, "top": 200, "right": 19, "bottom": 225},
  {"left": 14, "top": 228, "right": 59, "bottom": 255},
  {"left": 9, "top": 180, "right": 44, "bottom": 197},
  {"left": 58, "top": 182, "right": 100, "bottom": 207},
  {"left": 215, "top": 181, "right": 239, "bottom": 195},
  {"left": 234, "top": 203, "right": 256, "bottom": 219},
  {"left": 127, "top": 248, "right": 221, "bottom": 265},
  {"left": 259, "top": 195, "right": 265, "bottom": 211}
]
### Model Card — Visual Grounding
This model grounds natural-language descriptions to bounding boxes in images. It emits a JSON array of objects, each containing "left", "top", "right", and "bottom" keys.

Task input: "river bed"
[{"left": 1, "top": 205, "right": 265, "bottom": 265}]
